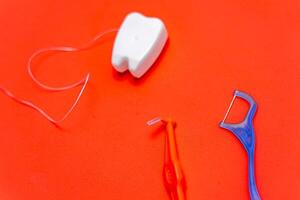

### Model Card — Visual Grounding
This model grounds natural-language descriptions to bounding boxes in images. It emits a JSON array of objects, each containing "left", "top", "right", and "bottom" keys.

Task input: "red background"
[{"left": 0, "top": 0, "right": 299, "bottom": 199}]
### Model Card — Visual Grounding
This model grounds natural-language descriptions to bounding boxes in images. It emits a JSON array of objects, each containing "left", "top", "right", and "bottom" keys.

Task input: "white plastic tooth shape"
[{"left": 111, "top": 12, "right": 168, "bottom": 78}]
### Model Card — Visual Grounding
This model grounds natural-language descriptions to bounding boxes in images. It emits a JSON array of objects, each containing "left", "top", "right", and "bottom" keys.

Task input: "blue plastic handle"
[{"left": 220, "top": 90, "right": 261, "bottom": 200}]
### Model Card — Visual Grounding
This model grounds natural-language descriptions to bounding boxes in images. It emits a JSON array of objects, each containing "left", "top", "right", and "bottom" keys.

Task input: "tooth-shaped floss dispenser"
[{"left": 112, "top": 12, "right": 168, "bottom": 78}]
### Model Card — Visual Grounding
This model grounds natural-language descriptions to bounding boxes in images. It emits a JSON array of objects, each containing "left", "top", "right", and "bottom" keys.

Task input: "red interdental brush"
[{"left": 147, "top": 117, "right": 186, "bottom": 200}]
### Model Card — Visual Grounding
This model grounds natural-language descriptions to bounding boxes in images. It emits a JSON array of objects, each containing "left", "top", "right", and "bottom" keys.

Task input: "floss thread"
[{"left": 0, "top": 29, "right": 118, "bottom": 126}]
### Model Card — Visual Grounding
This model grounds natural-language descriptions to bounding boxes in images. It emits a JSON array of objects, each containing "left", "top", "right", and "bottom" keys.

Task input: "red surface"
[{"left": 0, "top": 0, "right": 299, "bottom": 199}]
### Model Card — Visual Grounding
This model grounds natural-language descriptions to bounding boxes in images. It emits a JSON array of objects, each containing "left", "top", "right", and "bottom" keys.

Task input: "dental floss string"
[{"left": 0, "top": 28, "right": 118, "bottom": 126}]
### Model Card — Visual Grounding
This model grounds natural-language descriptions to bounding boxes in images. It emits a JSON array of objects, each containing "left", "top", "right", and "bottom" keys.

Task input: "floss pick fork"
[{"left": 220, "top": 90, "right": 261, "bottom": 200}]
